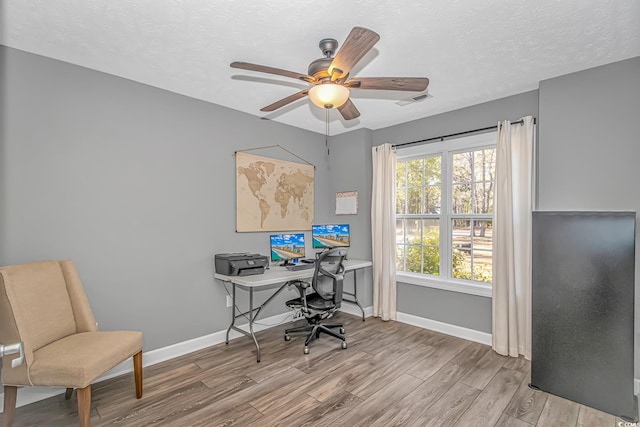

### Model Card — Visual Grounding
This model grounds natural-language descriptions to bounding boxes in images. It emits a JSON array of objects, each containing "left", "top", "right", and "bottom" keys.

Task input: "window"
[
  {"left": 395, "top": 156, "right": 442, "bottom": 275},
  {"left": 395, "top": 133, "right": 496, "bottom": 296}
]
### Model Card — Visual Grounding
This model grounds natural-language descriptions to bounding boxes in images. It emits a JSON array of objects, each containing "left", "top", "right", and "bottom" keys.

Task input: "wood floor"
[{"left": 2, "top": 312, "right": 628, "bottom": 426}]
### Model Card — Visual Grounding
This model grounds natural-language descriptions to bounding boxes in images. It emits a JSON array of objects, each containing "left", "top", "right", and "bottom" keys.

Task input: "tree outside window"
[{"left": 396, "top": 146, "right": 495, "bottom": 285}]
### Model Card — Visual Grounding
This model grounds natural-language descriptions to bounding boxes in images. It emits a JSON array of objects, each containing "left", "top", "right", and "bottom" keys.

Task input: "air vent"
[{"left": 396, "top": 92, "right": 432, "bottom": 106}]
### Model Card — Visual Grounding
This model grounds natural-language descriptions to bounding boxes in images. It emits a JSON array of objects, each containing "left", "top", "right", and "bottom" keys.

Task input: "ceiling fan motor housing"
[
  {"left": 308, "top": 38, "right": 339, "bottom": 79},
  {"left": 319, "top": 38, "right": 338, "bottom": 57},
  {"left": 308, "top": 57, "right": 332, "bottom": 79}
]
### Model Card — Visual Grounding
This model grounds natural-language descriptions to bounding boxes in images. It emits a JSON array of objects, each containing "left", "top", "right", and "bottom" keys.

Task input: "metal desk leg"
[
  {"left": 249, "top": 288, "right": 260, "bottom": 362},
  {"left": 222, "top": 280, "right": 290, "bottom": 363},
  {"left": 225, "top": 283, "right": 236, "bottom": 344},
  {"left": 342, "top": 269, "right": 365, "bottom": 321},
  {"left": 352, "top": 270, "right": 365, "bottom": 321}
]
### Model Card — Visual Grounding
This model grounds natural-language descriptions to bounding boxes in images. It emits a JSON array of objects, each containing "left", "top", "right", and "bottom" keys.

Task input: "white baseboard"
[
  {"left": 339, "top": 301, "right": 374, "bottom": 318},
  {"left": 396, "top": 311, "right": 493, "bottom": 346},
  {"left": 0, "top": 305, "right": 367, "bottom": 410},
  {"left": 0, "top": 311, "right": 295, "bottom": 411},
  {"left": 396, "top": 312, "right": 640, "bottom": 396}
]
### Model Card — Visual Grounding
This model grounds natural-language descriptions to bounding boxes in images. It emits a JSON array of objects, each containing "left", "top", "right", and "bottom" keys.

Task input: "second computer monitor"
[
  {"left": 270, "top": 233, "right": 306, "bottom": 265},
  {"left": 312, "top": 224, "right": 350, "bottom": 249}
]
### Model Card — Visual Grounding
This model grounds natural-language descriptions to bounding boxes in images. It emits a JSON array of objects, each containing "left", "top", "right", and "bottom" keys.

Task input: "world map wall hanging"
[{"left": 235, "top": 151, "right": 314, "bottom": 232}]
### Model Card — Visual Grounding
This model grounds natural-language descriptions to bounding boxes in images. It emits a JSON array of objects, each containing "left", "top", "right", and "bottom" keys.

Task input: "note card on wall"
[{"left": 336, "top": 191, "right": 358, "bottom": 215}]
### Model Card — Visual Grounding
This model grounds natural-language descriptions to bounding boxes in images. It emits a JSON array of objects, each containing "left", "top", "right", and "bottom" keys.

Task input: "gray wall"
[
  {"left": 0, "top": 46, "right": 333, "bottom": 353},
  {"left": 537, "top": 57, "right": 640, "bottom": 376},
  {"left": 372, "top": 90, "right": 540, "bottom": 333},
  {"left": 326, "top": 129, "right": 374, "bottom": 308}
]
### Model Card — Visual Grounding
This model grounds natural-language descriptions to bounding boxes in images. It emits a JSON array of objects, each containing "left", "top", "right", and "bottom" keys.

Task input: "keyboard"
[{"left": 285, "top": 263, "right": 316, "bottom": 271}]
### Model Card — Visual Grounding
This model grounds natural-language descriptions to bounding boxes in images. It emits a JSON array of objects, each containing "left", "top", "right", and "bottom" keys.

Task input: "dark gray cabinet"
[{"left": 531, "top": 211, "right": 636, "bottom": 421}]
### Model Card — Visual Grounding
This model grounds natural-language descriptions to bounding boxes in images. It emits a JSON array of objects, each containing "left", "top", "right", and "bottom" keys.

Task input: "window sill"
[{"left": 396, "top": 272, "right": 492, "bottom": 298}]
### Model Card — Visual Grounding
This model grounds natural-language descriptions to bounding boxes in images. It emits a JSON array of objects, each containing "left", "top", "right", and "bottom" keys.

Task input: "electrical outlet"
[{"left": 226, "top": 295, "right": 233, "bottom": 308}]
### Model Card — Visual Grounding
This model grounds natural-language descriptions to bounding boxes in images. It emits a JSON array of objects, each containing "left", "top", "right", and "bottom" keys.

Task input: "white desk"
[{"left": 215, "top": 259, "right": 372, "bottom": 362}]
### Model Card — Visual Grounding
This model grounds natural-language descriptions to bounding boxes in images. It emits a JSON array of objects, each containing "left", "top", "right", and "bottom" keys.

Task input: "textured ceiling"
[{"left": 2, "top": 0, "right": 639, "bottom": 135}]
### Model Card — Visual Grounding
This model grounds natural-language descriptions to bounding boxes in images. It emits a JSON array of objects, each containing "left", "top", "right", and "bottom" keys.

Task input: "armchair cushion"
[{"left": 28, "top": 331, "right": 143, "bottom": 388}]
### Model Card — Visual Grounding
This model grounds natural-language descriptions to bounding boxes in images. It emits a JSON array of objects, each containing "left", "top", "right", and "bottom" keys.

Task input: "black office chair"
[{"left": 284, "top": 248, "right": 348, "bottom": 354}]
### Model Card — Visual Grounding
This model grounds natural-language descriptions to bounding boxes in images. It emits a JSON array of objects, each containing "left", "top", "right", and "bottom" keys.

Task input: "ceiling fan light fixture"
[{"left": 308, "top": 83, "right": 349, "bottom": 109}]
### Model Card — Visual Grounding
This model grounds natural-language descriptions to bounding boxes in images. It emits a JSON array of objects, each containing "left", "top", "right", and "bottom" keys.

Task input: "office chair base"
[
  {"left": 303, "top": 340, "right": 346, "bottom": 354},
  {"left": 285, "top": 322, "right": 346, "bottom": 354}
]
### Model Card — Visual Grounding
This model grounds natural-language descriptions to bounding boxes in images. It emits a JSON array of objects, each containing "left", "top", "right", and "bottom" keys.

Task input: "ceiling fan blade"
[
  {"left": 345, "top": 77, "right": 429, "bottom": 91},
  {"left": 338, "top": 98, "right": 360, "bottom": 120},
  {"left": 231, "top": 62, "right": 317, "bottom": 84},
  {"left": 329, "top": 27, "right": 380, "bottom": 80},
  {"left": 260, "top": 89, "right": 309, "bottom": 112}
]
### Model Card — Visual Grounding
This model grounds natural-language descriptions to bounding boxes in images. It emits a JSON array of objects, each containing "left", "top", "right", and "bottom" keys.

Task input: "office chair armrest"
[
  {"left": 287, "top": 280, "right": 310, "bottom": 289},
  {"left": 287, "top": 279, "right": 311, "bottom": 303}
]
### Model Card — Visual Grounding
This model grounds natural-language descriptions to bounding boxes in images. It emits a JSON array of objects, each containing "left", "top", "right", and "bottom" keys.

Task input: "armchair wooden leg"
[
  {"left": 65, "top": 388, "right": 74, "bottom": 400},
  {"left": 76, "top": 385, "right": 91, "bottom": 427},
  {"left": 133, "top": 351, "right": 143, "bottom": 399},
  {"left": 2, "top": 386, "right": 17, "bottom": 427}
]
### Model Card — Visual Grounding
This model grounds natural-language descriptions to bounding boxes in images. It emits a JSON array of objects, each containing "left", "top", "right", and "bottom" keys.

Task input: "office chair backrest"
[{"left": 312, "top": 248, "right": 347, "bottom": 307}]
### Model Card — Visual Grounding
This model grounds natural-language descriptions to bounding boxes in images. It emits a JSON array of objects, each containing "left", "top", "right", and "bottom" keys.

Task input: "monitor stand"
[{"left": 281, "top": 259, "right": 296, "bottom": 266}]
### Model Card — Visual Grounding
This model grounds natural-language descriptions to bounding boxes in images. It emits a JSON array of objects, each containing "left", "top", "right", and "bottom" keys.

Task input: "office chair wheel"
[
  {"left": 284, "top": 334, "right": 291, "bottom": 341},
  {"left": 340, "top": 327, "right": 345, "bottom": 334},
  {"left": 341, "top": 341, "right": 347, "bottom": 349},
  {"left": 304, "top": 346, "right": 309, "bottom": 354}
]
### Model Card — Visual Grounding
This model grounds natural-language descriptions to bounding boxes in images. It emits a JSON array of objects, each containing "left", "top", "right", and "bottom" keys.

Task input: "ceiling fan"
[{"left": 230, "top": 27, "right": 429, "bottom": 120}]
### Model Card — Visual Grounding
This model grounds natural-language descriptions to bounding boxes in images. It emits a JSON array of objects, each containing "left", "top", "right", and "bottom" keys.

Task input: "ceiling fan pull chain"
[{"left": 325, "top": 109, "right": 330, "bottom": 156}]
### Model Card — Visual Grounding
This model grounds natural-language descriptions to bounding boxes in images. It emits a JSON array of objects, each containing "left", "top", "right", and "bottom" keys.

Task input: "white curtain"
[
  {"left": 492, "top": 116, "right": 535, "bottom": 359},
  {"left": 371, "top": 143, "right": 397, "bottom": 321}
]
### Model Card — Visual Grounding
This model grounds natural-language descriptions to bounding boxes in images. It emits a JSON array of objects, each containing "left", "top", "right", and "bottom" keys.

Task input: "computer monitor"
[
  {"left": 312, "top": 224, "right": 350, "bottom": 249},
  {"left": 270, "top": 233, "right": 306, "bottom": 265}
]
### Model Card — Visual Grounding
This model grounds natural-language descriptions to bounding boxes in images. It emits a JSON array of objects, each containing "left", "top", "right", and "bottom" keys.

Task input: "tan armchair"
[{"left": 0, "top": 260, "right": 143, "bottom": 427}]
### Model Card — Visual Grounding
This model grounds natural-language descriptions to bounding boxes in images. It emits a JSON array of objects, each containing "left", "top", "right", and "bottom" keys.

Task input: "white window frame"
[{"left": 396, "top": 131, "right": 497, "bottom": 298}]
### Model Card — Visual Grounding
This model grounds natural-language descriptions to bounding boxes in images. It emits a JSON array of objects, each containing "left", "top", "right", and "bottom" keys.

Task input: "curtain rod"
[{"left": 392, "top": 117, "right": 536, "bottom": 149}]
